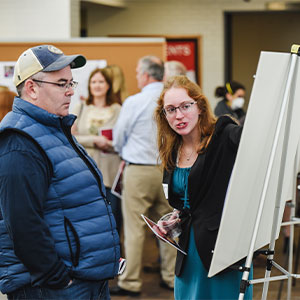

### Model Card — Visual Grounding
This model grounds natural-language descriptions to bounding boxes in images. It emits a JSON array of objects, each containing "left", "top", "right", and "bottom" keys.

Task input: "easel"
[
  {"left": 238, "top": 45, "right": 300, "bottom": 300},
  {"left": 277, "top": 174, "right": 300, "bottom": 299}
]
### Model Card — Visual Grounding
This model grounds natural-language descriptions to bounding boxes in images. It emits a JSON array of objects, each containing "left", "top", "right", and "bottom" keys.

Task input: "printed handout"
[{"left": 141, "top": 214, "right": 187, "bottom": 255}]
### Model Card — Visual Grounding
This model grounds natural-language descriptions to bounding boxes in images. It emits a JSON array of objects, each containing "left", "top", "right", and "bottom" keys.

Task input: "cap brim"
[{"left": 43, "top": 54, "right": 86, "bottom": 72}]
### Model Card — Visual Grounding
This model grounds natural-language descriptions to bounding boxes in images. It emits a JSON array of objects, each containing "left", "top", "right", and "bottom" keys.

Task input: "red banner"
[
  {"left": 166, "top": 40, "right": 197, "bottom": 82},
  {"left": 166, "top": 40, "right": 196, "bottom": 71}
]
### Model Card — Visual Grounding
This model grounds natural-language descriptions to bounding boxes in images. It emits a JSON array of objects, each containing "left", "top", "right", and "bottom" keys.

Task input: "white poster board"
[{"left": 209, "top": 51, "right": 300, "bottom": 277}]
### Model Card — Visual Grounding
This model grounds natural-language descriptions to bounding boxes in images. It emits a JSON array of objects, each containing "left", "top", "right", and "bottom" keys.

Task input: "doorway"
[{"left": 225, "top": 11, "right": 300, "bottom": 108}]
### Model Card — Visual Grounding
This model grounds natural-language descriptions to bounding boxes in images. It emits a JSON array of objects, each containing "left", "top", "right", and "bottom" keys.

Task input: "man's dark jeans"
[{"left": 7, "top": 279, "right": 110, "bottom": 300}]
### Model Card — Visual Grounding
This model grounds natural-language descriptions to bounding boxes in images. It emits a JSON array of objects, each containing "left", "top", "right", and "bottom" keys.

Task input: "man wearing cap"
[{"left": 0, "top": 45, "right": 120, "bottom": 299}]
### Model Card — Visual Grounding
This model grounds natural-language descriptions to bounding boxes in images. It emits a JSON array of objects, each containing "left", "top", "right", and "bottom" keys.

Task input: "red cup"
[
  {"left": 99, "top": 129, "right": 113, "bottom": 153},
  {"left": 100, "top": 129, "right": 113, "bottom": 140}
]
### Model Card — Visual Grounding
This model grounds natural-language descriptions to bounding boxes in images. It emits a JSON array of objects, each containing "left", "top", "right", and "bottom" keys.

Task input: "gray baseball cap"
[{"left": 13, "top": 44, "right": 86, "bottom": 87}]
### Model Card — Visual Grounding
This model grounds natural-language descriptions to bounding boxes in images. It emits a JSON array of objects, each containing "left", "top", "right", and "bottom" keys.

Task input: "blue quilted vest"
[{"left": 0, "top": 98, "right": 120, "bottom": 294}]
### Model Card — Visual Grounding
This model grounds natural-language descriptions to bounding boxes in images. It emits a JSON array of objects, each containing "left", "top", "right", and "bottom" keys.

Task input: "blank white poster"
[{"left": 209, "top": 51, "right": 300, "bottom": 277}]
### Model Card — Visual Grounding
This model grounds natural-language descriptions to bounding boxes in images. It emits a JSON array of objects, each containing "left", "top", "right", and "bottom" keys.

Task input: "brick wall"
[
  {"left": 1, "top": 0, "right": 300, "bottom": 106},
  {"left": 85, "top": 0, "right": 269, "bottom": 105},
  {"left": 0, "top": 0, "right": 80, "bottom": 40}
]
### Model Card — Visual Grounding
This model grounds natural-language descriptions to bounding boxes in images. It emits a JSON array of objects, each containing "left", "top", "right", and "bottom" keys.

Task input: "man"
[
  {"left": 111, "top": 56, "right": 176, "bottom": 297},
  {"left": 163, "top": 60, "right": 187, "bottom": 82},
  {"left": 0, "top": 45, "right": 120, "bottom": 299}
]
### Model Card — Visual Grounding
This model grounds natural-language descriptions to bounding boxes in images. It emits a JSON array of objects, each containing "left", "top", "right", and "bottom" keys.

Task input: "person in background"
[
  {"left": 164, "top": 61, "right": 187, "bottom": 82},
  {"left": 140, "top": 59, "right": 188, "bottom": 275},
  {"left": 71, "top": 67, "right": 122, "bottom": 234},
  {"left": 214, "top": 81, "right": 246, "bottom": 124},
  {"left": 0, "top": 90, "right": 16, "bottom": 120},
  {"left": 0, "top": 45, "right": 120, "bottom": 300},
  {"left": 155, "top": 75, "right": 253, "bottom": 300},
  {"left": 111, "top": 55, "right": 176, "bottom": 297},
  {"left": 106, "top": 64, "right": 129, "bottom": 104}
]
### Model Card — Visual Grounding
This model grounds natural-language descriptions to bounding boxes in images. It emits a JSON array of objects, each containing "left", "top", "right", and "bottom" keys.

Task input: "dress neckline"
[{"left": 175, "top": 166, "right": 192, "bottom": 170}]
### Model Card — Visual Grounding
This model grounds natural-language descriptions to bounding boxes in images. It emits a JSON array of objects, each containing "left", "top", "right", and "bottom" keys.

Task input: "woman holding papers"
[
  {"left": 155, "top": 76, "right": 252, "bottom": 299},
  {"left": 71, "top": 67, "right": 122, "bottom": 233}
]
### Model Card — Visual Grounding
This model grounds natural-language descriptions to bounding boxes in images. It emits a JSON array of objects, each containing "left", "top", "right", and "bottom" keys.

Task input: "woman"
[
  {"left": 71, "top": 67, "right": 122, "bottom": 233},
  {"left": 214, "top": 81, "right": 246, "bottom": 124},
  {"left": 155, "top": 76, "right": 252, "bottom": 299},
  {"left": 106, "top": 64, "right": 128, "bottom": 104}
]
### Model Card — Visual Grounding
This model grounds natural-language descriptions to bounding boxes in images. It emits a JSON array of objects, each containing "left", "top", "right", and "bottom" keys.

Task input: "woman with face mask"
[{"left": 214, "top": 81, "right": 246, "bottom": 124}]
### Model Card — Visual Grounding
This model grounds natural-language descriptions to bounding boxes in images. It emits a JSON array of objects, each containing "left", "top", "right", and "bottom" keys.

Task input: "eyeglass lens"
[{"left": 164, "top": 102, "right": 195, "bottom": 116}]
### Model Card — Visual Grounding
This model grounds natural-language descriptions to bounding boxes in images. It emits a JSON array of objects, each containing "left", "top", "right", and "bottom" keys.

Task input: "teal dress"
[{"left": 173, "top": 167, "right": 253, "bottom": 300}]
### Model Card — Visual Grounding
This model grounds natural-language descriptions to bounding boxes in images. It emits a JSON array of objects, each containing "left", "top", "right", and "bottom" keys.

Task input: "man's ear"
[
  {"left": 24, "top": 79, "right": 38, "bottom": 100},
  {"left": 144, "top": 72, "right": 151, "bottom": 83}
]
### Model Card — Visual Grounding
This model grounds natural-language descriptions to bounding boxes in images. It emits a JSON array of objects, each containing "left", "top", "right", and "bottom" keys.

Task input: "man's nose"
[{"left": 66, "top": 87, "right": 74, "bottom": 96}]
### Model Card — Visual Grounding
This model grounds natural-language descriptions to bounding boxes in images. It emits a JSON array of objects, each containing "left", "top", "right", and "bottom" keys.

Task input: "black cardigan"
[{"left": 163, "top": 116, "right": 243, "bottom": 276}]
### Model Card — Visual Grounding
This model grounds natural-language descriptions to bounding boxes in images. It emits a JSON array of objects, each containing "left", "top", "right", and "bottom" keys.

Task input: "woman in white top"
[{"left": 71, "top": 67, "right": 122, "bottom": 233}]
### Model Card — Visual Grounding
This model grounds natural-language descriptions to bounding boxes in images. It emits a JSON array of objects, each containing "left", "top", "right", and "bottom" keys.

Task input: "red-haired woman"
[{"left": 155, "top": 76, "right": 252, "bottom": 299}]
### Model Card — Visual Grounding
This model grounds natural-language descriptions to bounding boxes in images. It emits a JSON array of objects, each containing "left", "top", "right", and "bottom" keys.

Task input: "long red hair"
[{"left": 155, "top": 76, "right": 216, "bottom": 171}]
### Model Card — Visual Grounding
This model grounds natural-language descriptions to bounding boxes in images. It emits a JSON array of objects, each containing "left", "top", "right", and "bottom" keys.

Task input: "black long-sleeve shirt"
[{"left": 0, "top": 130, "right": 71, "bottom": 288}]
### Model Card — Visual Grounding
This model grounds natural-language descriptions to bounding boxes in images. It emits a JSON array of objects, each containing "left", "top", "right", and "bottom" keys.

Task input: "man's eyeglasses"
[
  {"left": 163, "top": 101, "right": 197, "bottom": 117},
  {"left": 32, "top": 79, "right": 78, "bottom": 90}
]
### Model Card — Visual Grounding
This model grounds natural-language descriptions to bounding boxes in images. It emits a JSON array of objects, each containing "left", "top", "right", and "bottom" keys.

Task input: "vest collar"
[{"left": 12, "top": 97, "right": 76, "bottom": 128}]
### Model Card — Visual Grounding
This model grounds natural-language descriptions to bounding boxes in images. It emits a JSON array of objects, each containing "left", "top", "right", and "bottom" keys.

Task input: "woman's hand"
[
  {"left": 168, "top": 210, "right": 181, "bottom": 222},
  {"left": 93, "top": 135, "right": 110, "bottom": 151},
  {"left": 152, "top": 225, "right": 168, "bottom": 241},
  {"left": 156, "top": 210, "right": 181, "bottom": 237}
]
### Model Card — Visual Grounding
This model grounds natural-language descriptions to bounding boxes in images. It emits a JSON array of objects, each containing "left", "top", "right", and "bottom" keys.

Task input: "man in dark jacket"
[{"left": 0, "top": 45, "right": 120, "bottom": 299}]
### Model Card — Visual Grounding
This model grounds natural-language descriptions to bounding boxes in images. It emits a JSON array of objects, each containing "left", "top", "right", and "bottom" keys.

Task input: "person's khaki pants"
[{"left": 118, "top": 164, "right": 176, "bottom": 292}]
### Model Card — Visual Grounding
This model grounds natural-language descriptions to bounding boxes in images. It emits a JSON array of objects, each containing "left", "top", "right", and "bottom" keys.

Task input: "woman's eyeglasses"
[{"left": 163, "top": 101, "right": 196, "bottom": 117}]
